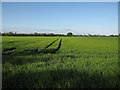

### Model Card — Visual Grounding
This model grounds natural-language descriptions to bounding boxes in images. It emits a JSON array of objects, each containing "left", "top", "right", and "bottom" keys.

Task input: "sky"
[{"left": 2, "top": 2, "right": 118, "bottom": 35}]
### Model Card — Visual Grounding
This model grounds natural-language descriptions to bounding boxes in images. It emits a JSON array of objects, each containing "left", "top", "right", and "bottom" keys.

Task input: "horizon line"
[{"left": 1, "top": 32, "right": 119, "bottom": 36}]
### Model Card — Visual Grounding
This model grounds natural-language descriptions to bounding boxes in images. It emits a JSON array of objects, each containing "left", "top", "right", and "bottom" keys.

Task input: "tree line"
[
  {"left": 1, "top": 32, "right": 65, "bottom": 36},
  {"left": 0, "top": 32, "right": 119, "bottom": 37}
]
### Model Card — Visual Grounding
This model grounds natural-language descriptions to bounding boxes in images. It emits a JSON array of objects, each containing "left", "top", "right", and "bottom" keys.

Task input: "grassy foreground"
[{"left": 2, "top": 36, "right": 120, "bottom": 88}]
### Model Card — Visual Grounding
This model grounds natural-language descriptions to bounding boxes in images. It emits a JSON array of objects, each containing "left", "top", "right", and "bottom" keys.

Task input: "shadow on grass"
[{"left": 2, "top": 69, "right": 120, "bottom": 88}]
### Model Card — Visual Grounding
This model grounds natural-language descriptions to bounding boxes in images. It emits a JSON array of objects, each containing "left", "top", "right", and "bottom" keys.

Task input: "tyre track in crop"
[
  {"left": 20, "top": 38, "right": 58, "bottom": 53},
  {"left": 19, "top": 38, "right": 59, "bottom": 53},
  {"left": 8, "top": 41, "right": 17, "bottom": 43},
  {"left": 39, "top": 38, "right": 62, "bottom": 54},
  {"left": 2, "top": 47, "right": 16, "bottom": 55},
  {"left": 4, "top": 38, "right": 62, "bottom": 55},
  {"left": 3, "top": 47, "right": 16, "bottom": 52},
  {"left": 44, "top": 38, "right": 59, "bottom": 48},
  {"left": 19, "top": 38, "right": 62, "bottom": 54},
  {"left": 3, "top": 39, "right": 42, "bottom": 55},
  {"left": 3, "top": 40, "right": 41, "bottom": 55}
]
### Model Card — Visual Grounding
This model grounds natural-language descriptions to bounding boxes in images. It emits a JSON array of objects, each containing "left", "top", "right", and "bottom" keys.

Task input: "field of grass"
[{"left": 2, "top": 36, "right": 120, "bottom": 88}]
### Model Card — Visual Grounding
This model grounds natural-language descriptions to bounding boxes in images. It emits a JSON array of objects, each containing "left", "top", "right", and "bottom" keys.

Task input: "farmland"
[{"left": 2, "top": 36, "right": 119, "bottom": 88}]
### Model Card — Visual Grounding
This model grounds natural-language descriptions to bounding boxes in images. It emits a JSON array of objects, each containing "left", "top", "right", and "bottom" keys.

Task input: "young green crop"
[{"left": 2, "top": 36, "right": 119, "bottom": 88}]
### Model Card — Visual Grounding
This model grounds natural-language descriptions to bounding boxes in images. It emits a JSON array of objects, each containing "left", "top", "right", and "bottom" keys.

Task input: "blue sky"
[{"left": 2, "top": 2, "right": 118, "bottom": 35}]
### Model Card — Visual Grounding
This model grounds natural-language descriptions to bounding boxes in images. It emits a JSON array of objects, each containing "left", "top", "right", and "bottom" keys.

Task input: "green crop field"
[{"left": 2, "top": 36, "right": 120, "bottom": 88}]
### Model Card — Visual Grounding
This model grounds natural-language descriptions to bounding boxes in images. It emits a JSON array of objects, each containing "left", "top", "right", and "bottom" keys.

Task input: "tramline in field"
[{"left": 2, "top": 36, "right": 119, "bottom": 88}]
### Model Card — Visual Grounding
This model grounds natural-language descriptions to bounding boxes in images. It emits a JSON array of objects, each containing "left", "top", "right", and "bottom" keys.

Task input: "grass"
[{"left": 2, "top": 36, "right": 120, "bottom": 88}]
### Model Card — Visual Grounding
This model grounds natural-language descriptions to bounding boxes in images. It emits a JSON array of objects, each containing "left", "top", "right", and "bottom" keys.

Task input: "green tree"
[
  {"left": 67, "top": 32, "right": 73, "bottom": 36},
  {"left": 34, "top": 32, "right": 38, "bottom": 36},
  {"left": 8, "top": 32, "right": 13, "bottom": 36}
]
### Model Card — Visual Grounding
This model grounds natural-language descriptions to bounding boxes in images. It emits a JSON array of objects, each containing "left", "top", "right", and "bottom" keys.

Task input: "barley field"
[{"left": 2, "top": 36, "right": 119, "bottom": 88}]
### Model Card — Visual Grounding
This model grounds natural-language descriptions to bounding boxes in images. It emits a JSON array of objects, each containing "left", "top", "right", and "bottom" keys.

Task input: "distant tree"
[
  {"left": 88, "top": 34, "right": 92, "bottom": 37},
  {"left": 34, "top": 32, "right": 38, "bottom": 36},
  {"left": 8, "top": 32, "right": 13, "bottom": 36},
  {"left": 67, "top": 32, "right": 73, "bottom": 36},
  {"left": 60, "top": 34, "right": 64, "bottom": 36},
  {"left": 42, "top": 33, "right": 46, "bottom": 36},
  {"left": 47, "top": 33, "right": 54, "bottom": 36},
  {"left": 109, "top": 35, "right": 114, "bottom": 37}
]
